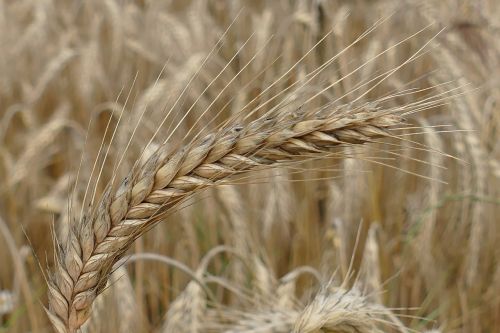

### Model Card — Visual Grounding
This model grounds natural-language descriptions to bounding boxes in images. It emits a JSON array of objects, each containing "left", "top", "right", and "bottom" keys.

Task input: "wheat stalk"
[{"left": 46, "top": 102, "right": 404, "bottom": 333}]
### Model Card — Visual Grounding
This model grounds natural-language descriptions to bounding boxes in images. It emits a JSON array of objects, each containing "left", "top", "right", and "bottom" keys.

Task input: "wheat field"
[{"left": 0, "top": 0, "right": 499, "bottom": 332}]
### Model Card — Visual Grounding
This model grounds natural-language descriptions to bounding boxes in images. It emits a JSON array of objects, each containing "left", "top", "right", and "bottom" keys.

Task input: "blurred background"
[{"left": 0, "top": 0, "right": 499, "bottom": 332}]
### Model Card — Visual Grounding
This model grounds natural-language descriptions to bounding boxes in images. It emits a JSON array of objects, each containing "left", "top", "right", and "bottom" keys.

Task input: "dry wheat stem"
[{"left": 46, "top": 103, "right": 403, "bottom": 333}]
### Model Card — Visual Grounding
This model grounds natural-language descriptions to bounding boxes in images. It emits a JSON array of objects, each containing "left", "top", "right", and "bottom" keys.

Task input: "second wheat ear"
[{"left": 47, "top": 104, "right": 403, "bottom": 333}]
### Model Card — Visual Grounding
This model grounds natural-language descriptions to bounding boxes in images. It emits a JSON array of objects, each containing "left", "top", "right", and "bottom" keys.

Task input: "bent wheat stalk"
[{"left": 46, "top": 103, "right": 404, "bottom": 333}]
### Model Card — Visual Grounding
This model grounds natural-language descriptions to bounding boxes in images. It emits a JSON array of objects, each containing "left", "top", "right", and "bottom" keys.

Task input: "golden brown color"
[{"left": 0, "top": 0, "right": 499, "bottom": 332}]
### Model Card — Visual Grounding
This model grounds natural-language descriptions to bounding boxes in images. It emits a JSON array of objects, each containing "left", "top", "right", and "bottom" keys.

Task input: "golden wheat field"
[{"left": 0, "top": 0, "right": 499, "bottom": 332}]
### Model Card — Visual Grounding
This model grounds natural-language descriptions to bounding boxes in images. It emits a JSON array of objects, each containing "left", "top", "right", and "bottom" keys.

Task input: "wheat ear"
[{"left": 46, "top": 104, "right": 403, "bottom": 333}]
